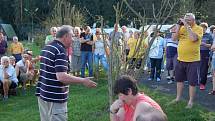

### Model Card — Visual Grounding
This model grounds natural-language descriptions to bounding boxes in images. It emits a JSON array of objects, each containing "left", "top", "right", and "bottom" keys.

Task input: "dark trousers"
[
  {"left": 200, "top": 50, "right": 210, "bottom": 85},
  {"left": 150, "top": 58, "right": 163, "bottom": 79},
  {"left": 13, "top": 53, "right": 22, "bottom": 63},
  {"left": 128, "top": 58, "right": 142, "bottom": 69}
]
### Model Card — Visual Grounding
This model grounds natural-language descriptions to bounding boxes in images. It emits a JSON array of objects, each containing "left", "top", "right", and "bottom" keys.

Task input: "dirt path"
[{"left": 139, "top": 71, "right": 215, "bottom": 111}]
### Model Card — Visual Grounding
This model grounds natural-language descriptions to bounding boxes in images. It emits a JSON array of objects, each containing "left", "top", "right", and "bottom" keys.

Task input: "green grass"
[
  {"left": 0, "top": 79, "right": 215, "bottom": 121},
  {"left": 22, "top": 42, "right": 42, "bottom": 56}
]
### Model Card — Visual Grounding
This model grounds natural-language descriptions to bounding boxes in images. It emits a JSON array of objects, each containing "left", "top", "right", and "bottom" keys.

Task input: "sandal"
[{"left": 208, "top": 90, "right": 215, "bottom": 95}]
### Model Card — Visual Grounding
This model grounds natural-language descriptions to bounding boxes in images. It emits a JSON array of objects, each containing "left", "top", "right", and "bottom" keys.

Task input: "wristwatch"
[
  {"left": 110, "top": 108, "right": 119, "bottom": 114},
  {"left": 110, "top": 110, "right": 117, "bottom": 114}
]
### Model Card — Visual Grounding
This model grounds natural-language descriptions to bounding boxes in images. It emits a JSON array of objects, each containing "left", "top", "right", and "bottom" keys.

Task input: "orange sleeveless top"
[{"left": 123, "top": 93, "right": 162, "bottom": 121}]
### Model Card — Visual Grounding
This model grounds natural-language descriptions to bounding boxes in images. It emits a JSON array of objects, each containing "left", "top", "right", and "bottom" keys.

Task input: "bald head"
[
  {"left": 184, "top": 13, "right": 196, "bottom": 26},
  {"left": 56, "top": 25, "right": 74, "bottom": 48},
  {"left": 184, "top": 13, "right": 195, "bottom": 20},
  {"left": 56, "top": 25, "right": 73, "bottom": 38}
]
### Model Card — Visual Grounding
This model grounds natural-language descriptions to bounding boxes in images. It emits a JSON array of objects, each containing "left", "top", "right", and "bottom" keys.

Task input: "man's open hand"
[{"left": 82, "top": 78, "right": 97, "bottom": 88}]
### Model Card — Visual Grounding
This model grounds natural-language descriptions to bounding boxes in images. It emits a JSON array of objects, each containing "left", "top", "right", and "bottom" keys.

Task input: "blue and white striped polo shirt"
[{"left": 36, "top": 40, "right": 69, "bottom": 103}]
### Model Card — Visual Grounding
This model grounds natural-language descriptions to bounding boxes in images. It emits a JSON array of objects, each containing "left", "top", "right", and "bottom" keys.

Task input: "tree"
[{"left": 106, "top": 0, "right": 178, "bottom": 120}]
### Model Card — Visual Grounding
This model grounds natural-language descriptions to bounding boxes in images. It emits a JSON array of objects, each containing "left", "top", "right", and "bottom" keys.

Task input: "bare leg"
[
  {"left": 169, "top": 70, "right": 174, "bottom": 78},
  {"left": 21, "top": 79, "right": 27, "bottom": 95},
  {"left": 208, "top": 70, "right": 215, "bottom": 95},
  {"left": 176, "top": 82, "right": 184, "bottom": 101},
  {"left": 3, "top": 79, "right": 11, "bottom": 99},
  {"left": 22, "top": 80, "right": 26, "bottom": 89},
  {"left": 3, "top": 80, "right": 9, "bottom": 97},
  {"left": 77, "top": 71, "right": 80, "bottom": 77},
  {"left": 213, "top": 71, "right": 215, "bottom": 91},
  {"left": 187, "top": 85, "right": 195, "bottom": 108}
]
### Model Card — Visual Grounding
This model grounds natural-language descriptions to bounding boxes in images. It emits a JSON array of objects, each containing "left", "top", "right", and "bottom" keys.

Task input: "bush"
[{"left": 34, "top": 33, "right": 46, "bottom": 49}]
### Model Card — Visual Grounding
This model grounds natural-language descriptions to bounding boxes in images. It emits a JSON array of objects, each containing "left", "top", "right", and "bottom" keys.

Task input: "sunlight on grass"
[{"left": 0, "top": 79, "right": 215, "bottom": 121}]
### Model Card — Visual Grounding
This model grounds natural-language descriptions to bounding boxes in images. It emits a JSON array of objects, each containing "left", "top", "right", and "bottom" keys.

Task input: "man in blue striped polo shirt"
[{"left": 36, "top": 25, "right": 97, "bottom": 121}]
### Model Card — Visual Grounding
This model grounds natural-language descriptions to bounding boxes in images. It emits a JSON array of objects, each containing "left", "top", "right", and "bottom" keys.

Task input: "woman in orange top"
[
  {"left": 110, "top": 75, "right": 167, "bottom": 121},
  {"left": 26, "top": 50, "right": 40, "bottom": 86}
]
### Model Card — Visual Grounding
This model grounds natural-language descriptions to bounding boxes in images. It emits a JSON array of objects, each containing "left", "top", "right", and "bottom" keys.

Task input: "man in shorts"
[{"left": 172, "top": 13, "right": 203, "bottom": 108}]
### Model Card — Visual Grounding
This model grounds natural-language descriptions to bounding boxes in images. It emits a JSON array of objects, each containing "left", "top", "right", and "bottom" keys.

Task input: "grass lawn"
[{"left": 0, "top": 77, "right": 215, "bottom": 121}]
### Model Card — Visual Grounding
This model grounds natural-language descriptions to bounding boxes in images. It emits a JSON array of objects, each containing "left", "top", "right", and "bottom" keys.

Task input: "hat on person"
[
  {"left": 27, "top": 51, "right": 33, "bottom": 56},
  {"left": 200, "top": 22, "right": 208, "bottom": 28},
  {"left": 24, "top": 49, "right": 33, "bottom": 56}
]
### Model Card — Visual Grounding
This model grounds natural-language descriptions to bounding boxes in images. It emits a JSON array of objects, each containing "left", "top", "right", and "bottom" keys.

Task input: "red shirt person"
[{"left": 110, "top": 75, "right": 167, "bottom": 121}]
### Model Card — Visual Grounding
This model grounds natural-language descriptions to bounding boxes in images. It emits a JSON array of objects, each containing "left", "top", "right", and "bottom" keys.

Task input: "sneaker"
[
  {"left": 199, "top": 84, "right": 205, "bottom": 90},
  {"left": 208, "top": 90, "right": 215, "bottom": 95},
  {"left": 148, "top": 78, "right": 153, "bottom": 81},
  {"left": 184, "top": 81, "right": 189, "bottom": 85},
  {"left": 2, "top": 95, "right": 8, "bottom": 101},
  {"left": 168, "top": 80, "right": 174, "bottom": 84},
  {"left": 156, "top": 78, "right": 161, "bottom": 82},
  {"left": 22, "top": 89, "right": 26, "bottom": 96},
  {"left": 166, "top": 76, "right": 171, "bottom": 80},
  {"left": 207, "top": 74, "right": 212, "bottom": 78},
  {"left": 144, "top": 67, "right": 148, "bottom": 71}
]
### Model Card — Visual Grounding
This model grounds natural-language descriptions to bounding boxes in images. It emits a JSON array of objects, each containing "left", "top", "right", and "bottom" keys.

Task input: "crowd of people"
[
  {"left": 36, "top": 24, "right": 166, "bottom": 121},
  {"left": 43, "top": 24, "right": 148, "bottom": 79},
  {"left": 1, "top": 12, "right": 215, "bottom": 121},
  {"left": 0, "top": 33, "right": 40, "bottom": 100},
  {"left": 109, "top": 12, "right": 215, "bottom": 121},
  {"left": 146, "top": 13, "right": 215, "bottom": 109}
]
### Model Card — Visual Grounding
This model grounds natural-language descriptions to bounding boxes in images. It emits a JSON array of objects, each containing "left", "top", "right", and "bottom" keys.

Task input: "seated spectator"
[
  {"left": 15, "top": 53, "right": 30, "bottom": 94},
  {"left": 110, "top": 75, "right": 166, "bottom": 121},
  {"left": 9, "top": 36, "right": 24, "bottom": 63},
  {"left": 9, "top": 56, "right": 16, "bottom": 67},
  {"left": 0, "top": 56, "right": 18, "bottom": 101},
  {"left": 26, "top": 50, "right": 40, "bottom": 86}
]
